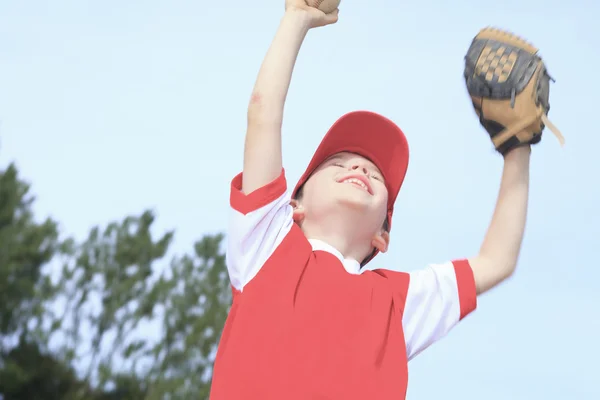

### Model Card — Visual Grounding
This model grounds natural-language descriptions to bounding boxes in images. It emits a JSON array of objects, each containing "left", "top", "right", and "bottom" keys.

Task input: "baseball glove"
[{"left": 464, "top": 27, "right": 564, "bottom": 155}]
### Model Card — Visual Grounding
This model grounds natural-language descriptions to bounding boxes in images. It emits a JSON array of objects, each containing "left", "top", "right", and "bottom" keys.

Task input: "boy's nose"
[{"left": 351, "top": 164, "right": 369, "bottom": 175}]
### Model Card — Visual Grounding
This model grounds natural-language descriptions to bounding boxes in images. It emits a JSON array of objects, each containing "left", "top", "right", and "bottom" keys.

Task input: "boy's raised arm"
[
  {"left": 469, "top": 146, "right": 531, "bottom": 295},
  {"left": 462, "top": 28, "right": 561, "bottom": 296},
  {"left": 400, "top": 143, "right": 532, "bottom": 360},
  {"left": 242, "top": 2, "right": 338, "bottom": 194}
]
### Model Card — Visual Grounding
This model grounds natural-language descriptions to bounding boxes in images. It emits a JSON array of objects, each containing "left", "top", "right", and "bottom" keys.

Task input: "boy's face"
[{"left": 294, "top": 151, "right": 389, "bottom": 240}]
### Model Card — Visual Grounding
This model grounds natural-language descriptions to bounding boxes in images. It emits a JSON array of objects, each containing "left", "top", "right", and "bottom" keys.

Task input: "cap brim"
[{"left": 292, "top": 110, "right": 409, "bottom": 217}]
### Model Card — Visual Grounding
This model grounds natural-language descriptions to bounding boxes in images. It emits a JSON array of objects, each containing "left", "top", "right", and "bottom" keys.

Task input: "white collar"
[{"left": 308, "top": 239, "right": 362, "bottom": 275}]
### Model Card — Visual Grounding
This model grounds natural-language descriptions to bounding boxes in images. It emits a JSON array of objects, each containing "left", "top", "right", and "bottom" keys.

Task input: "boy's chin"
[{"left": 335, "top": 195, "right": 373, "bottom": 211}]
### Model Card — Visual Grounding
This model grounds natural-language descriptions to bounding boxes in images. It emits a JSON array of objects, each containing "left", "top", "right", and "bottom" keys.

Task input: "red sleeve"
[
  {"left": 230, "top": 170, "right": 288, "bottom": 215},
  {"left": 226, "top": 169, "right": 294, "bottom": 293},
  {"left": 453, "top": 259, "right": 478, "bottom": 320}
]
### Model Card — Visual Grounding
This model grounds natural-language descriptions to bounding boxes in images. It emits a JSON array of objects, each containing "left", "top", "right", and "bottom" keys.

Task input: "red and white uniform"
[{"left": 209, "top": 170, "right": 477, "bottom": 400}]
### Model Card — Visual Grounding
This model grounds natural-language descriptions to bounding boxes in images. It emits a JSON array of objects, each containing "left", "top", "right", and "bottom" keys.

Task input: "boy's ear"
[
  {"left": 290, "top": 199, "right": 305, "bottom": 223},
  {"left": 371, "top": 230, "right": 390, "bottom": 253}
]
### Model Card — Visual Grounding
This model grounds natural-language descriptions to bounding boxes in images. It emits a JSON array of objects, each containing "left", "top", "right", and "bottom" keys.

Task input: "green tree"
[
  {"left": 0, "top": 339, "right": 88, "bottom": 400},
  {"left": 53, "top": 213, "right": 231, "bottom": 399},
  {"left": 0, "top": 160, "right": 82, "bottom": 399},
  {"left": 1, "top": 157, "right": 232, "bottom": 399},
  {"left": 0, "top": 162, "right": 63, "bottom": 342}
]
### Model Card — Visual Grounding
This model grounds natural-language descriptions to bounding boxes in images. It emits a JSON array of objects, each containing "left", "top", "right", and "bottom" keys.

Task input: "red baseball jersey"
[{"left": 209, "top": 170, "right": 477, "bottom": 400}]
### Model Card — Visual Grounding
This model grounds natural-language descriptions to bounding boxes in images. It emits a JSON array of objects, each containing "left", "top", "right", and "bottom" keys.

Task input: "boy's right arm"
[
  {"left": 228, "top": 4, "right": 338, "bottom": 293},
  {"left": 242, "top": 4, "right": 338, "bottom": 194}
]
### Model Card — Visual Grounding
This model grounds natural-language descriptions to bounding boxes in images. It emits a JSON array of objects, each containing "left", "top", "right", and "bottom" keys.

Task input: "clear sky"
[{"left": 1, "top": 0, "right": 599, "bottom": 398}]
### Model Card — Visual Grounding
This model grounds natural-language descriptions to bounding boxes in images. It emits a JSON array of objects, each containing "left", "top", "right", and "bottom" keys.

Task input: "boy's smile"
[{"left": 337, "top": 174, "right": 373, "bottom": 195}]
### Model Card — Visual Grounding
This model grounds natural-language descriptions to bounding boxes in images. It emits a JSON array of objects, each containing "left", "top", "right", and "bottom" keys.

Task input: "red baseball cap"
[{"left": 292, "top": 110, "right": 410, "bottom": 264}]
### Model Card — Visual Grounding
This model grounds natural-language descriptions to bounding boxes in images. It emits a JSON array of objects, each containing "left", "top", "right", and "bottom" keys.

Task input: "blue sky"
[{"left": 1, "top": 0, "right": 598, "bottom": 398}]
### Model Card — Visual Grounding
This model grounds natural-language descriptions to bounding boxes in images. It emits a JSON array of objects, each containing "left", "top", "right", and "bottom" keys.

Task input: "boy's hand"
[{"left": 285, "top": 0, "right": 339, "bottom": 28}]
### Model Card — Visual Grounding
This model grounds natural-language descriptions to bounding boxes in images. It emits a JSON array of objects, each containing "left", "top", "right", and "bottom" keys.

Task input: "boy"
[{"left": 210, "top": 2, "right": 531, "bottom": 399}]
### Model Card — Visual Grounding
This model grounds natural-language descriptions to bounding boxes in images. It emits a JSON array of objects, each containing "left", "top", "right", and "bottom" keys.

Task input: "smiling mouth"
[{"left": 339, "top": 177, "right": 372, "bottom": 194}]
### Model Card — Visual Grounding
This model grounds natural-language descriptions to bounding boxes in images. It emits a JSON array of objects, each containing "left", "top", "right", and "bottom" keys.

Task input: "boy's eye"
[{"left": 333, "top": 163, "right": 344, "bottom": 168}]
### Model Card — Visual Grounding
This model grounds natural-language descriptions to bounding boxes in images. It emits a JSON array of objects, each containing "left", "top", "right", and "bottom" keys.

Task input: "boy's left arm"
[
  {"left": 468, "top": 145, "right": 531, "bottom": 295},
  {"left": 400, "top": 145, "right": 531, "bottom": 360}
]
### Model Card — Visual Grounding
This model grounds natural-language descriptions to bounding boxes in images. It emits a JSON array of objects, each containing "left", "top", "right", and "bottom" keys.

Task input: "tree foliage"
[
  {"left": 0, "top": 163, "right": 62, "bottom": 342},
  {"left": 0, "top": 156, "right": 231, "bottom": 399}
]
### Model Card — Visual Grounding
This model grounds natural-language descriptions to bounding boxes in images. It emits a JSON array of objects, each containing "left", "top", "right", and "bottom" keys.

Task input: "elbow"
[
  {"left": 247, "top": 92, "right": 272, "bottom": 123},
  {"left": 471, "top": 254, "right": 518, "bottom": 294},
  {"left": 246, "top": 91, "right": 267, "bottom": 124},
  {"left": 477, "top": 251, "right": 518, "bottom": 278},
  {"left": 505, "top": 262, "right": 518, "bottom": 278},
  {"left": 247, "top": 91, "right": 285, "bottom": 127}
]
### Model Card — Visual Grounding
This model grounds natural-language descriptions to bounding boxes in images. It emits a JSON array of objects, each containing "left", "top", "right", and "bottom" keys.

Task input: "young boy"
[{"left": 210, "top": 2, "right": 531, "bottom": 399}]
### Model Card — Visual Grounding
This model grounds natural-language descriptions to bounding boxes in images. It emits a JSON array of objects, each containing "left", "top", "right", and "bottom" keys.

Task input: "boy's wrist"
[
  {"left": 502, "top": 145, "right": 531, "bottom": 172},
  {"left": 282, "top": 7, "right": 314, "bottom": 31},
  {"left": 503, "top": 145, "right": 531, "bottom": 161}
]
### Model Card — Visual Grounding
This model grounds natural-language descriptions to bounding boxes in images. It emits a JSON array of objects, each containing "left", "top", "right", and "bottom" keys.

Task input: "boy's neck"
[{"left": 300, "top": 219, "right": 372, "bottom": 263}]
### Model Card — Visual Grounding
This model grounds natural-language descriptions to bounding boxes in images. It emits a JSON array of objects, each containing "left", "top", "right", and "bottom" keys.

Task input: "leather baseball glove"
[{"left": 464, "top": 27, "right": 565, "bottom": 155}]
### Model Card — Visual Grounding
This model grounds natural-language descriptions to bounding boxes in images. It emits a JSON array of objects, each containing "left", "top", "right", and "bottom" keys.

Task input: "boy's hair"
[{"left": 294, "top": 185, "right": 390, "bottom": 267}]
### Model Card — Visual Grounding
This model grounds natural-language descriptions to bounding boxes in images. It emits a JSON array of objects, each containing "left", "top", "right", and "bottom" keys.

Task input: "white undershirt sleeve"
[
  {"left": 226, "top": 169, "right": 294, "bottom": 292},
  {"left": 402, "top": 259, "right": 477, "bottom": 360}
]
